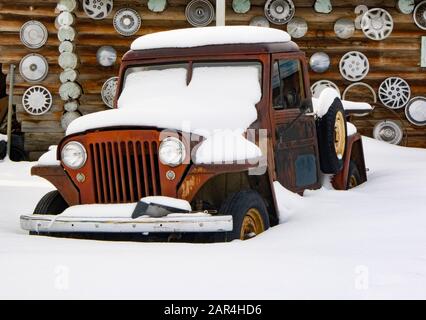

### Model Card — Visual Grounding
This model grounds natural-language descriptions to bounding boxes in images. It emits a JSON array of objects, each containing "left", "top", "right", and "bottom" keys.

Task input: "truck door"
[{"left": 270, "top": 54, "right": 321, "bottom": 193}]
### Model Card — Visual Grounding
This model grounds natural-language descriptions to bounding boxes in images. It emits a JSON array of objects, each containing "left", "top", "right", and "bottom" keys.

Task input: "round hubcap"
[
  {"left": 240, "top": 208, "right": 265, "bottom": 240},
  {"left": 334, "top": 111, "right": 346, "bottom": 159}
]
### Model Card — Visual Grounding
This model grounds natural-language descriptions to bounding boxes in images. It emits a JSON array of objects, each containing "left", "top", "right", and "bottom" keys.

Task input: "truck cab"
[{"left": 20, "top": 27, "right": 368, "bottom": 241}]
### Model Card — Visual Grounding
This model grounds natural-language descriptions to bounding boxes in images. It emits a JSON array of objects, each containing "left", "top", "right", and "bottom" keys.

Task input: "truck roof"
[{"left": 123, "top": 26, "right": 300, "bottom": 61}]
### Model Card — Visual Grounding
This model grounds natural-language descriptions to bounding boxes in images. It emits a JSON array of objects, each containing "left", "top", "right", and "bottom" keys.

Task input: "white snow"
[
  {"left": 1, "top": 138, "right": 426, "bottom": 299},
  {"left": 37, "top": 146, "right": 60, "bottom": 166},
  {"left": 312, "top": 88, "right": 372, "bottom": 118},
  {"left": 195, "top": 130, "right": 262, "bottom": 164},
  {"left": 141, "top": 196, "right": 192, "bottom": 212},
  {"left": 342, "top": 100, "right": 373, "bottom": 113},
  {"left": 59, "top": 197, "right": 191, "bottom": 218},
  {"left": 347, "top": 122, "right": 357, "bottom": 136},
  {"left": 66, "top": 66, "right": 261, "bottom": 137},
  {"left": 312, "top": 88, "right": 341, "bottom": 118},
  {"left": 59, "top": 203, "right": 137, "bottom": 218},
  {"left": 131, "top": 26, "right": 291, "bottom": 51}
]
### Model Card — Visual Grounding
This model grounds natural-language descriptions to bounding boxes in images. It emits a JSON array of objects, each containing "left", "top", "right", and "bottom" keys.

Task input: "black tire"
[
  {"left": 316, "top": 97, "right": 347, "bottom": 174},
  {"left": 347, "top": 161, "right": 361, "bottom": 189},
  {"left": 215, "top": 190, "right": 270, "bottom": 242},
  {"left": 33, "top": 191, "right": 68, "bottom": 215},
  {"left": 0, "top": 140, "right": 6, "bottom": 160},
  {"left": 30, "top": 191, "right": 68, "bottom": 235}
]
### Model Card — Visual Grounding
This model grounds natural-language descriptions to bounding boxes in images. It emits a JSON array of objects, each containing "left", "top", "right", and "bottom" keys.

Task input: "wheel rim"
[
  {"left": 348, "top": 175, "right": 358, "bottom": 188},
  {"left": 334, "top": 111, "right": 346, "bottom": 159},
  {"left": 240, "top": 208, "right": 265, "bottom": 240}
]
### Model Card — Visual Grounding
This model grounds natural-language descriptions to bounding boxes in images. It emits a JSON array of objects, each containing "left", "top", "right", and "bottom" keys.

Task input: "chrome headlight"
[
  {"left": 159, "top": 137, "right": 186, "bottom": 167},
  {"left": 61, "top": 141, "right": 87, "bottom": 169}
]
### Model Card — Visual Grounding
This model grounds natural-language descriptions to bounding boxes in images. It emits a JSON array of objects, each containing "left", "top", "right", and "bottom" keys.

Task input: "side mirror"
[{"left": 300, "top": 98, "right": 313, "bottom": 114}]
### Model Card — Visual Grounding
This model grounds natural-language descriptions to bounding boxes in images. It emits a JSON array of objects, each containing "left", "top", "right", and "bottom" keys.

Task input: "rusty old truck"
[{"left": 20, "top": 27, "right": 369, "bottom": 241}]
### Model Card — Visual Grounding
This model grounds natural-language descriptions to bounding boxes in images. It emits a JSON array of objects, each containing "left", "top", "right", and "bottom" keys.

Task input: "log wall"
[{"left": 0, "top": 0, "right": 425, "bottom": 160}]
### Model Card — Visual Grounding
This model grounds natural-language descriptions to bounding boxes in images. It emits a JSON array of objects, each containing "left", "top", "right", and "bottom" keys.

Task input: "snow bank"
[
  {"left": 273, "top": 181, "right": 305, "bottom": 223},
  {"left": 131, "top": 26, "right": 291, "bottom": 50},
  {"left": 2, "top": 137, "right": 426, "bottom": 299},
  {"left": 37, "top": 146, "right": 60, "bottom": 166}
]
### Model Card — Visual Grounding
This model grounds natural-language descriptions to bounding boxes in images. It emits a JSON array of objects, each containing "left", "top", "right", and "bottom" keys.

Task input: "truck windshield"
[{"left": 120, "top": 61, "right": 262, "bottom": 106}]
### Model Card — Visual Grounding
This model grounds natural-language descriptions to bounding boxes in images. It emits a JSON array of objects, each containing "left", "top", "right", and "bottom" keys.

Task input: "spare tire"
[{"left": 316, "top": 97, "right": 347, "bottom": 174}]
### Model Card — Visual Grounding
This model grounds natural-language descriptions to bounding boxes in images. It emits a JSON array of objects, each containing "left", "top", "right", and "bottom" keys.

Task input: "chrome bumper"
[{"left": 20, "top": 214, "right": 233, "bottom": 234}]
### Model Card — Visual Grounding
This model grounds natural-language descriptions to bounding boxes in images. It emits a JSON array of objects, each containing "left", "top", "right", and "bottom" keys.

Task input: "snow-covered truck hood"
[{"left": 66, "top": 66, "right": 261, "bottom": 137}]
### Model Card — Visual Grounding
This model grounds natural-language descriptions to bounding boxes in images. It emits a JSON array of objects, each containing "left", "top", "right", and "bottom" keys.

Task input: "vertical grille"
[{"left": 89, "top": 140, "right": 161, "bottom": 203}]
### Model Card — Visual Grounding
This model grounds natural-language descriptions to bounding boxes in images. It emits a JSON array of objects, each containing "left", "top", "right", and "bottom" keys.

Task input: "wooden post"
[
  {"left": 6, "top": 64, "right": 15, "bottom": 159},
  {"left": 216, "top": 0, "right": 225, "bottom": 26}
]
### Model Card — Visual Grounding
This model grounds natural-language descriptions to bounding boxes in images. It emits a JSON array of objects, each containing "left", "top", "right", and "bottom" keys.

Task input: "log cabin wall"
[{"left": 0, "top": 0, "right": 425, "bottom": 160}]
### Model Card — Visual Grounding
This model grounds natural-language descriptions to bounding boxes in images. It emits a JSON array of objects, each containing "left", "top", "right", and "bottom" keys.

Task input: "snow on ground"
[{"left": 0, "top": 137, "right": 425, "bottom": 299}]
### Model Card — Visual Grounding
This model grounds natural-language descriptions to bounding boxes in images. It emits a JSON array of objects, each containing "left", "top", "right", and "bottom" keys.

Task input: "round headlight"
[
  {"left": 159, "top": 137, "right": 186, "bottom": 167},
  {"left": 61, "top": 141, "right": 87, "bottom": 169}
]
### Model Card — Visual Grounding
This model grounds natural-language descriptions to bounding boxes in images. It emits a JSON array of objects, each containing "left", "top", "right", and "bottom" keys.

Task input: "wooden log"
[
  {"left": 16, "top": 110, "right": 63, "bottom": 122},
  {"left": 24, "top": 132, "right": 64, "bottom": 152},
  {"left": 56, "top": 0, "right": 77, "bottom": 13},
  {"left": 64, "top": 100, "right": 79, "bottom": 112},
  {"left": 55, "top": 11, "right": 75, "bottom": 28},
  {"left": 59, "top": 81, "right": 82, "bottom": 100},
  {"left": 58, "top": 40, "right": 75, "bottom": 53},
  {"left": 58, "top": 52, "right": 78, "bottom": 69},
  {"left": 148, "top": 0, "right": 168, "bottom": 13},
  {"left": 61, "top": 111, "right": 80, "bottom": 130},
  {"left": 22, "top": 120, "right": 64, "bottom": 133},
  {"left": 59, "top": 68, "right": 79, "bottom": 83},
  {"left": 57, "top": 26, "right": 76, "bottom": 42}
]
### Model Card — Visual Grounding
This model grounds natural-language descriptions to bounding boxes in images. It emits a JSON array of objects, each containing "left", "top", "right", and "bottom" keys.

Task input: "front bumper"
[{"left": 20, "top": 214, "right": 233, "bottom": 234}]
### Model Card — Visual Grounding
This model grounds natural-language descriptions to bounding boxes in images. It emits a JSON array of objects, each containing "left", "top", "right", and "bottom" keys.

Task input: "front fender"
[{"left": 31, "top": 165, "right": 80, "bottom": 206}]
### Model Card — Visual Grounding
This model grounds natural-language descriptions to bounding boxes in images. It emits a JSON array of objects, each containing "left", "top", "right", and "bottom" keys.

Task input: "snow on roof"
[{"left": 130, "top": 26, "right": 291, "bottom": 51}]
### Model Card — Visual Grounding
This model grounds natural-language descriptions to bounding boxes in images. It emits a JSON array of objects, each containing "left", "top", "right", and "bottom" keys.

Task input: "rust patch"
[{"left": 180, "top": 174, "right": 201, "bottom": 199}]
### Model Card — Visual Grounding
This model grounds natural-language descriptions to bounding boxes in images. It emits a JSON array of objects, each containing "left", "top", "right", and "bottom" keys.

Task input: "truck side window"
[
  {"left": 272, "top": 62, "right": 284, "bottom": 110},
  {"left": 272, "top": 59, "right": 305, "bottom": 110}
]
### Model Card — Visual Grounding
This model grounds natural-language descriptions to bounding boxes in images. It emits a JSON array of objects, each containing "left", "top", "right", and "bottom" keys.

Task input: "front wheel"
[
  {"left": 216, "top": 190, "right": 270, "bottom": 242},
  {"left": 33, "top": 190, "right": 68, "bottom": 215},
  {"left": 30, "top": 191, "right": 69, "bottom": 235}
]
